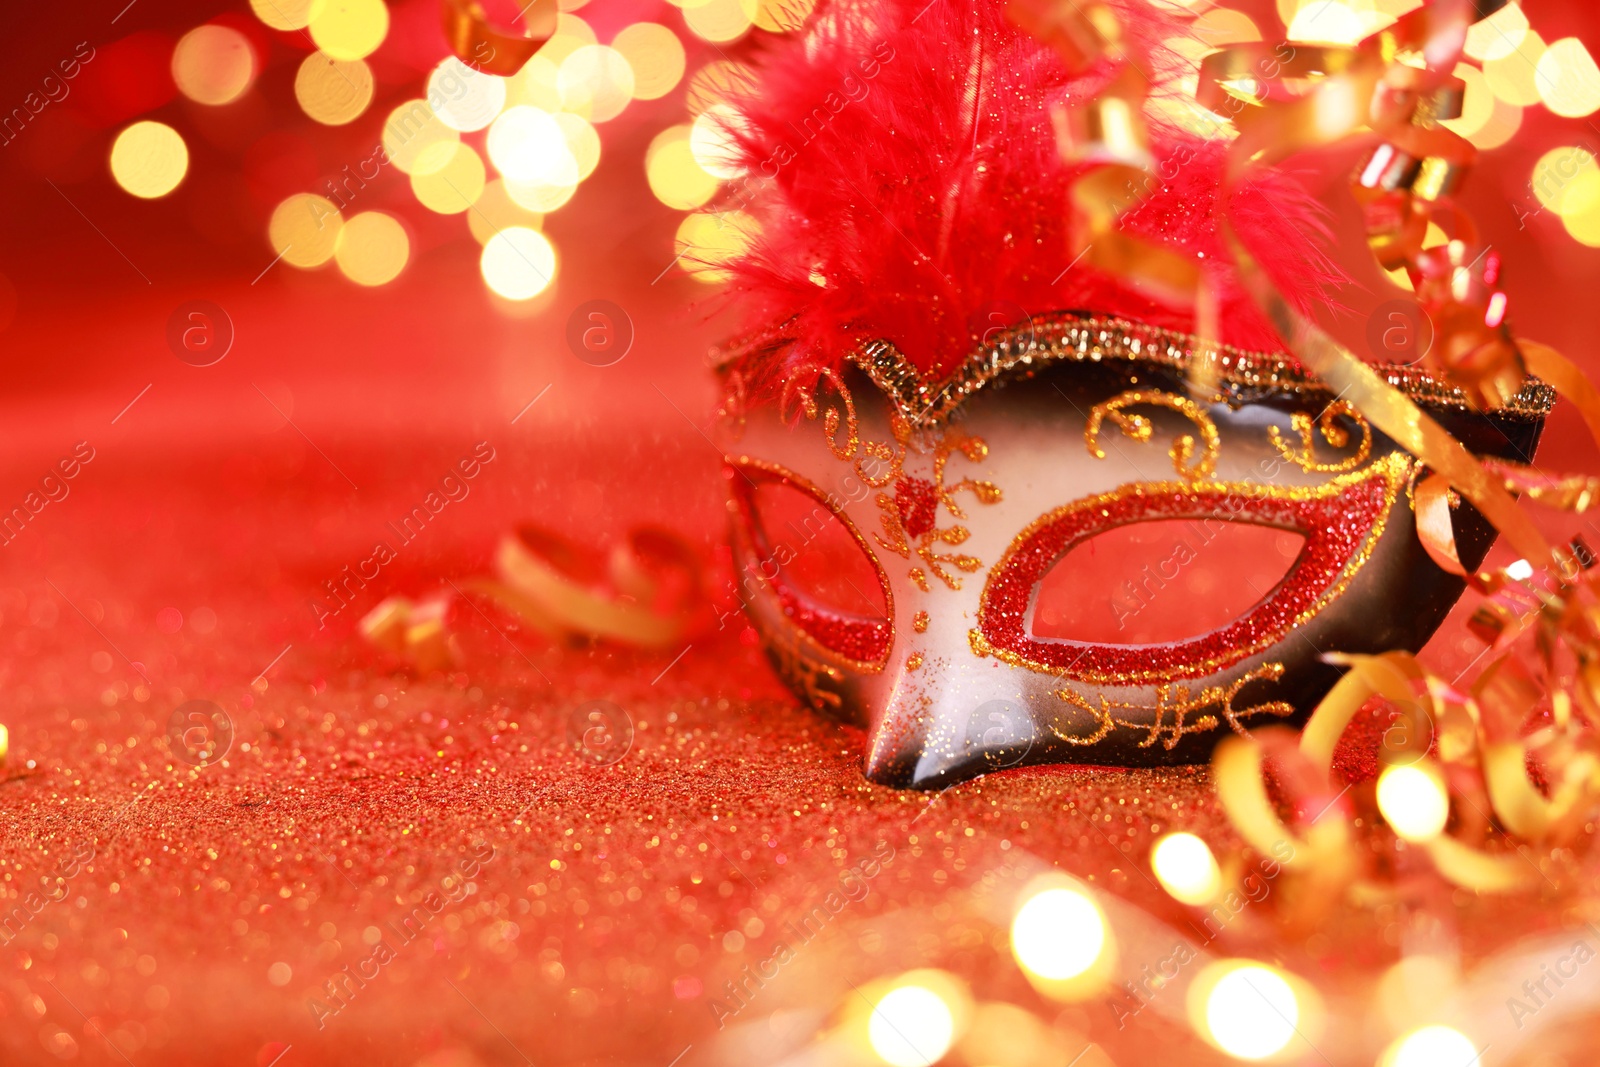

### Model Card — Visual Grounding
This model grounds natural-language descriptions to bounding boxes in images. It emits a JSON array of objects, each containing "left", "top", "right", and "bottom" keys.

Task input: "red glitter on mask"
[
  {"left": 893, "top": 477, "right": 939, "bottom": 539},
  {"left": 977, "top": 463, "right": 1401, "bottom": 683}
]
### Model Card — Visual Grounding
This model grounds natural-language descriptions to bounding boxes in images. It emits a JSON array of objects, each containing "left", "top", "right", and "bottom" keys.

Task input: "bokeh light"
[
  {"left": 1532, "top": 146, "right": 1600, "bottom": 215},
  {"left": 1383, "top": 1025, "right": 1479, "bottom": 1067},
  {"left": 1010, "top": 886, "right": 1106, "bottom": 982},
  {"left": 1464, "top": 2, "right": 1528, "bottom": 62},
  {"left": 558, "top": 45, "right": 636, "bottom": 122},
  {"left": 1485, "top": 30, "right": 1546, "bottom": 106},
  {"left": 675, "top": 211, "right": 756, "bottom": 282},
  {"left": 508, "top": 56, "right": 563, "bottom": 111},
  {"left": 505, "top": 176, "right": 577, "bottom": 213},
  {"left": 466, "top": 179, "right": 544, "bottom": 245},
  {"left": 488, "top": 106, "right": 576, "bottom": 184},
  {"left": 334, "top": 211, "right": 409, "bottom": 286},
  {"left": 539, "top": 13, "right": 598, "bottom": 66},
  {"left": 1564, "top": 189, "right": 1600, "bottom": 247},
  {"left": 686, "top": 60, "right": 751, "bottom": 115},
  {"left": 481, "top": 227, "right": 556, "bottom": 300},
  {"left": 295, "top": 53, "right": 374, "bottom": 125},
  {"left": 383, "top": 100, "right": 460, "bottom": 175},
  {"left": 1204, "top": 964, "right": 1299, "bottom": 1060},
  {"left": 554, "top": 113, "right": 601, "bottom": 180},
  {"left": 308, "top": 0, "right": 389, "bottom": 62},
  {"left": 646, "top": 125, "right": 720, "bottom": 210},
  {"left": 611, "top": 23, "right": 686, "bottom": 101},
  {"left": 684, "top": 0, "right": 755, "bottom": 44},
  {"left": 410, "top": 142, "right": 486, "bottom": 214},
  {"left": 172, "top": 25, "right": 256, "bottom": 106},
  {"left": 867, "top": 985, "right": 955, "bottom": 1067},
  {"left": 1466, "top": 95, "right": 1522, "bottom": 151},
  {"left": 110, "top": 121, "right": 189, "bottom": 199},
  {"left": 1151, "top": 832, "right": 1222, "bottom": 906},
  {"left": 751, "top": 0, "right": 815, "bottom": 32},
  {"left": 1375, "top": 956, "right": 1459, "bottom": 1033},
  {"left": 269, "top": 193, "right": 343, "bottom": 268},
  {"left": 1537, "top": 38, "right": 1600, "bottom": 118},
  {"left": 1376, "top": 762, "right": 1450, "bottom": 842},
  {"left": 250, "top": 0, "right": 312, "bottom": 30},
  {"left": 1440, "top": 62, "right": 1493, "bottom": 141},
  {"left": 1287, "top": 2, "right": 1368, "bottom": 46},
  {"left": 428, "top": 57, "right": 508, "bottom": 133},
  {"left": 690, "top": 105, "right": 747, "bottom": 180},
  {"left": 1193, "top": 7, "right": 1261, "bottom": 46}
]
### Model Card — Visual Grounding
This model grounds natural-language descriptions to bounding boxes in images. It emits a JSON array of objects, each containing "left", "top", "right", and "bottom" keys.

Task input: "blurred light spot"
[
  {"left": 410, "top": 142, "right": 485, "bottom": 214},
  {"left": 1465, "top": 2, "right": 1528, "bottom": 62},
  {"left": 1288, "top": 2, "right": 1364, "bottom": 46},
  {"left": 1485, "top": 30, "right": 1546, "bottom": 106},
  {"left": 0, "top": 723, "right": 8, "bottom": 765},
  {"left": 267, "top": 962, "right": 292, "bottom": 986},
  {"left": 1193, "top": 7, "right": 1261, "bottom": 46},
  {"left": 467, "top": 179, "right": 543, "bottom": 245},
  {"left": 646, "top": 125, "right": 720, "bottom": 210},
  {"left": 1441, "top": 62, "right": 1493, "bottom": 140},
  {"left": 612, "top": 23, "right": 686, "bottom": 100},
  {"left": 1537, "top": 38, "right": 1600, "bottom": 118},
  {"left": 383, "top": 100, "right": 460, "bottom": 174},
  {"left": 308, "top": 0, "right": 389, "bottom": 61},
  {"left": 508, "top": 55, "right": 563, "bottom": 111},
  {"left": 1205, "top": 965, "right": 1298, "bottom": 1059},
  {"left": 1532, "top": 146, "right": 1600, "bottom": 214},
  {"left": 686, "top": 60, "right": 751, "bottom": 114},
  {"left": 294, "top": 53, "right": 373, "bottom": 125},
  {"left": 488, "top": 106, "right": 576, "bottom": 183},
  {"left": 1376, "top": 761, "right": 1449, "bottom": 842},
  {"left": 554, "top": 112, "right": 601, "bottom": 180},
  {"left": 1375, "top": 956, "right": 1458, "bottom": 1033},
  {"left": 1010, "top": 887, "right": 1105, "bottom": 981},
  {"left": 251, "top": 0, "right": 312, "bottom": 31},
  {"left": 538, "top": 13, "right": 597, "bottom": 66},
  {"left": 1504, "top": 558, "right": 1535, "bottom": 581},
  {"left": 1385, "top": 1025, "right": 1479, "bottom": 1067},
  {"left": 691, "top": 105, "right": 747, "bottom": 179},
  {"left": 173, "top": 25, "right": 256, "bottom": 106},
  {"left": 675, "top": 210, "right": 756, "bottom": 282},
  {"left": 1151, "top": 832, "right": 1221, "bottom": 906},
  {"left": 752, "top": 0, "right": 815, "bottom": 32},
  {"left": 481, "top": 226, "right": 555, "bottom": 300},
  {"left": 335, "top": 211, "right": 408, "bottom": 286},
  {"left": 685, "top": 0, "right": 755, "bottom": 44},
  {"left": 269, "top": 193, "right": 343, "bottom": 268},
  {"left": 1466, "top": 96, "right": 1521, "bottom": 151},
  {"left": 558, "top": 45, "right": 635, "bottom": 122},
  {"left": 504, "top": 176, "right": 577, "bottom": 213},
  {"left": 428, "top": 57, "right": 508, "bottom": 133},
  {"left": 868, "top": 985, "right": 955, "bottom": 1067},
  {"left": 1564, "top": 182, "right": 1600, "bottom": 246},
  {"left": 110, "top": 121, "right": 188, "bottom": 199}
]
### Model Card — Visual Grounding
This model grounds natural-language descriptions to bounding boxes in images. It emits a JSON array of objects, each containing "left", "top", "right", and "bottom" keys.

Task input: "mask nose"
[{"left": 860, "top": 654, "right": 1040, "bottom": 790}]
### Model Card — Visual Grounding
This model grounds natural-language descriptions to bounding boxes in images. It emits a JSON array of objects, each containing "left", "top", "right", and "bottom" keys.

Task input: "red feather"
[{"left": 710, "top": 0, "right": 1347, "bottom": 396}]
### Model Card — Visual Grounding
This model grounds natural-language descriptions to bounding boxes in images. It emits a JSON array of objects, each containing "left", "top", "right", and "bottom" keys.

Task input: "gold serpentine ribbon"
[
  {"left": 362, "top": 526, "right": 707, "bottom": 670},
  {"left": 441, "top": 0, "right": 558, "bottom": 77}
]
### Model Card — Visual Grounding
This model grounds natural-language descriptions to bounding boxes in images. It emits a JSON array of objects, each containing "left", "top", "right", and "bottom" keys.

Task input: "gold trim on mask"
[{"left": 715, "top": 313, "right": 1556, "bottom": 429}]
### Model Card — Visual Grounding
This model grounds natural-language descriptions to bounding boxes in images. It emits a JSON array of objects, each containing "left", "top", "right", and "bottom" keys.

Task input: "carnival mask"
[{"left": 716, "top": 315, "right": 1549, "bottom": 788}]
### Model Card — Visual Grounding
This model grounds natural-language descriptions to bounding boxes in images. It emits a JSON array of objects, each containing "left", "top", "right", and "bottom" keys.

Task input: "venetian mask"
[{"left": 716, "top": 314, "right": 1549, "bottom": 788}]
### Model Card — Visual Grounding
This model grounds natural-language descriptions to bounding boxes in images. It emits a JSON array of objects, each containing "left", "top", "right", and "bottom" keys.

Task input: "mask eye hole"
[
  {"left": 1031, "top": 519, "right": 1305, "bottom": 644},
  {"left": 728, "top": 463, "right": 892, "bottom": 668}
]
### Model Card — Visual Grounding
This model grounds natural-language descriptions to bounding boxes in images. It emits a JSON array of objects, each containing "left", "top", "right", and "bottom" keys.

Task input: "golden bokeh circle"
[
  {"left": 173, "top": 24, "right": 257, "bottom": 106},
  {"left": 295, "top": 53, "right": 374, "bottom": 125},
  {"left": 410, "top": 142, "right": 487, "bottom": 215},
  {"left": 611, "top": 23, "right": 686, "bottom": 100},
  {"left": 383, "top": 100, "right": 461, "bottom": 175},
  {"left": 645, "top": 125, "right": 719, "bottom": 210},
  {"left": 308, "top": 0, "right": 389, "bottom": 62},
  {"left": 110, "top": 122, "right": 189, "bottom": 199},
  {"left": 268, "top": 193, "right": 344, "bottom": 268},
  {"left": 467, "top": 179, "right": 544, "bottom": 245},
  {"left": 335, "top": 212, "right": 409, "bottom": 286},
  {"left": 250, "top": 0, "right": 313, "bottom": 31}
]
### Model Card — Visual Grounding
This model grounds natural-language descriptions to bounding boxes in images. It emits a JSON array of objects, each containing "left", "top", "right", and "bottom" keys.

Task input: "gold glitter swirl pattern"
[
  {"left": 1086, "top": 389, "right": 1221, "bottom": 481},
  {"left": 1270, "top": 401, "right": 1374, "bottom": 474},
  {"left": 1050, "top": 663, "right": 1295, "bottom": 749}
]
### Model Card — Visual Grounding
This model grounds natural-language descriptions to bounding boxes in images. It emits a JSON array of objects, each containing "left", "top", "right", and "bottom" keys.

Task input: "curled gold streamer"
[{"left": 441, "top": 0, "right": 558, "bottom": 77}]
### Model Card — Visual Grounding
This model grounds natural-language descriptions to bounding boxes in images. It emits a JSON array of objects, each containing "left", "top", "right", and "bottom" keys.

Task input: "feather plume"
[{"left": 711, "top": 0, "right": 1346, "bottom": 396}]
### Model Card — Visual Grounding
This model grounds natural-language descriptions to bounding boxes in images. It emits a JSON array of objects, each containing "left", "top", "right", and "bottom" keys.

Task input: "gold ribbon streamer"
[{"left": 441, "top": 0, "right": 558, "bottom": 77}]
